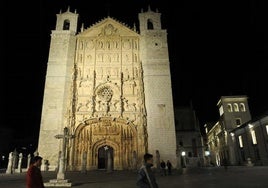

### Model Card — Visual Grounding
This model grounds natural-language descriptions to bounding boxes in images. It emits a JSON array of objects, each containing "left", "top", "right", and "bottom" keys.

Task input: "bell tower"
[
  {"left": 38, "top": 7, "right": 78, "bottom": 170},
  {"left": 139, "top": 6, "right": 177, "bottom": 163}
]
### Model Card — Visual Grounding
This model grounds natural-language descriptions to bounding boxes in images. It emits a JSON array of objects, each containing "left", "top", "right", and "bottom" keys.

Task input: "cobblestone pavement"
[{"left": 1, "top": 166, "right": 268, "bottom": 188}]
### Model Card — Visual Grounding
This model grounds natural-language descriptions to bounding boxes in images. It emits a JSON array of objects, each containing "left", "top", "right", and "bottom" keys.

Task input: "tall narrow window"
[
  {"left": 238, "top": 135, "right": 243, "bottom": 148},
  {"left": 251, "top": 130, "right": 257, "bottom": 145},
  {"left": 266, "top": 125, "right": 268, "bottom": 135}
]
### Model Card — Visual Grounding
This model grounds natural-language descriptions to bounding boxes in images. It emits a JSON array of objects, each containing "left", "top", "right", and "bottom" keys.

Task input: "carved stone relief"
[{"left": 72, "top": 117, "right": 138, "bottom": 170}]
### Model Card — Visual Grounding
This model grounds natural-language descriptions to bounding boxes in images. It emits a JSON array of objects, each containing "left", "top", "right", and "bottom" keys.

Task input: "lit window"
[
  {"left": 266, "top": 125, "right": 268, "bottom": 135},
  {"left": 219, "top": 105, "right": 224, "bottom": 116},
  {"left": 251, "top": 130, "right": 257, "bottom": 145},
  {"left": 227, "top": 104, "right": 232, "bottom": 112},
  {"left": 239, "top": 136, "right": 243, "bottom": 148},
  {"left": 234, "top": 103, "right": 239, "bottom": 112},
  {"left": 240, "top": 103, "right": 246, "bottom": 112}
]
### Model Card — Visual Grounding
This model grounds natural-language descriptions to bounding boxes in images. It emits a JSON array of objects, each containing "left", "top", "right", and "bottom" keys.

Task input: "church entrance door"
[{"left": 98, "top": 145, "right": 114, "bottom": 170}]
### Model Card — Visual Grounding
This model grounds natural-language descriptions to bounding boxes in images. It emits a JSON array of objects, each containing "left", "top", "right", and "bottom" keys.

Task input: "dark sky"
[{"left": 3, "top": 0, "right": 267, "bottom": 145}]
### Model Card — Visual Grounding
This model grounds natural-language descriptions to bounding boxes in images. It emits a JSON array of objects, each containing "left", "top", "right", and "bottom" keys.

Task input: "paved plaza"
[{"left": 0, "top": 166, "right": 268, "bottom": 188}]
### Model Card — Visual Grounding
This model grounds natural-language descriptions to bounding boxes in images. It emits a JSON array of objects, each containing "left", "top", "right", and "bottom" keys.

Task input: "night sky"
[{"left": 3, "top": 0, "right": 267, "bottom": 148}]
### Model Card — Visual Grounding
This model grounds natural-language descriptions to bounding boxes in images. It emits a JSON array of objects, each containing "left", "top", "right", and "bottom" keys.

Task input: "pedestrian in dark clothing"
[
  {"left": 160, "top": 160, "right": 166, "bottom": 176},
  {"left": 166, "top": 160, "right": 172, "bottom": 175},
  {"left": 26, "top": 156, "right": 45, "bottom": 188},
  {"left": 137, "top": 153, "right": 159, "bottom": 188}
]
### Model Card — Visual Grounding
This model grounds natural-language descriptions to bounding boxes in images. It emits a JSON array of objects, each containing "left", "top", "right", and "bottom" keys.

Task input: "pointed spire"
[
  {"left": 74, "top": 9, "right": 77, "bottom": 14},
  {"left": 133, "top": 23, "right": 136, "bottom": 32},
  {"left": 141, "top": 8, "right": 144, "bottom": 13},
  {"left": 148, "top": 5, "right": 151, "bottom": 12},
  {"left": 59, "top": 9, "right": 62, "bottom": 14},
  {"left": 67, "top": 6, "right": 70, "bottom": 12},
  {"left": 80, "top": 23, "right": 84, "bottom": 32}
]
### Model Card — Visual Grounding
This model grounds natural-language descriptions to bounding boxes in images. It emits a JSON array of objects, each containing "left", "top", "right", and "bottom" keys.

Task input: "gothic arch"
[
  {"left": 92, "top": 139, "right": 119, "bottom": 169},
  {"left": 71, "top": 117, "right": 138, "bottom": 170}
]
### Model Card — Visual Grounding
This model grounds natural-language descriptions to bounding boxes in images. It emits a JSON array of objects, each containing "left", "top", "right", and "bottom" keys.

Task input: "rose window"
[{"left": 97, "top": 86, "right": 113, "bottom": 102}]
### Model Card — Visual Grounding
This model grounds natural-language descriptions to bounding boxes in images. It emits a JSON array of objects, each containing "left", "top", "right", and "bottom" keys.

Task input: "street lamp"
[
  {"left": 205, "top": 150, "right": 210, "bottom": 166},
  {"left": 181, "top": 151, "right": 186, "bottom": 168}
]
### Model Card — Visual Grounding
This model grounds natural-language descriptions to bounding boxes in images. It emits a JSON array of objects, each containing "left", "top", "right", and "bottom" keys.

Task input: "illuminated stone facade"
[
  {"left": 38, "top": 6, "right": 177, "bottom": 171},
  {"left": 206, "top": 96, "right": 252, "bottom": 166}
]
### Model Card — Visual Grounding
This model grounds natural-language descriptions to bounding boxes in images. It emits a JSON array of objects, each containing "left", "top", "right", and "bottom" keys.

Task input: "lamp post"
[
  {"left": 181, "top": 151, "right": 186, "bottom": 168},
  {"left": 205, "top": 150, "right": 210, "bottom": 166}
]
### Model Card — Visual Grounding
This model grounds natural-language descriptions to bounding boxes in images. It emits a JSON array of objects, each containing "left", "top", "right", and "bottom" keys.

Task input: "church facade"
[{"left": 38, "top": 6, "right": 177, "bottom": 171}]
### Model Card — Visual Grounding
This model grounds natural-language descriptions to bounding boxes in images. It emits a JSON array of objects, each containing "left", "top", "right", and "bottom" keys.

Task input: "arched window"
[
  {"left": 234, "top": 103, "right": 239, "bottom": 112},
  {"left": 63, "top": 19, "right": 70, "bottom": 30},
  {"left": 147, "top": 19, "right": 154, "bottom": 30},
  {"left": 240, "top": 103, "right": 246, "bottom": 112},
  {"left": 227, "top": 103, "right": 233, "bottom": 112}
]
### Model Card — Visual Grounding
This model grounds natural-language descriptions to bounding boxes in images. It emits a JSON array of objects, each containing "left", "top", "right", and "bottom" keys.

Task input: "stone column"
[
  {"left": 6, "top": 152, "right": 13, "bottom": 174},
  {"left": 27, "top": 154, "right": 31, "bottom": 169},
  {"left": 44, "top": 127, "right": 73, "bottom": 187},
  {"left": 12, "top": 150, "right": 18, "bottom": 173},
  {"left": 55, "top": 127, "right": 74, "bottom": 180},
  {"left": 17, "top": 153, "right": 23, "bottom": 173},
  {"left": 57, "top": 151, "right": 65, "bottom": 180}
]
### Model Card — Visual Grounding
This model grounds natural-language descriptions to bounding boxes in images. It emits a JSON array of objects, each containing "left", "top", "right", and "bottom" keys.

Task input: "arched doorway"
[
  {"left": 71, "top": 117, "right": 140, "bottom": 170},
  {"left": 98, "top": 145, "right": 114, "bottom": 170}
]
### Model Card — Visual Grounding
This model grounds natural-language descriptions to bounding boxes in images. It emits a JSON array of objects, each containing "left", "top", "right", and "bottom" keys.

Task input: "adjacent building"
[
  {"left": 174, "top": 105, "right": 205, "bottom": 167},
  {"left": 231, "top": 111, "right": 268, "bottom": 166},
  {"left": 205, "top": 95, "right": 268, "bottom": 166}
]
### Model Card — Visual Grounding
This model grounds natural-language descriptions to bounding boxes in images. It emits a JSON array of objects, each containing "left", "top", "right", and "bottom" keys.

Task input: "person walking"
[
  {"left": 26, "top": 156, "right": 45, "bottom": 188},
  {"left": 166, "top": 160, "right": 172, "bottom": 175},
  {"left": 136, "top": 153, "right": 159, "bottom": 188},
  {"left": 160, "top": 160, "right": 166, "bottom": 176}
]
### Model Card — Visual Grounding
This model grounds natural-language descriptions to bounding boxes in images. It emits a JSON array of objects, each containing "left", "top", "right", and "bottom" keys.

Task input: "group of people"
[
  {"left": 26, "top": 153, "right": 170, "bottom": 188},
  {"left": 160, "top": 159, "right": 172, "bottom": 176}
]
